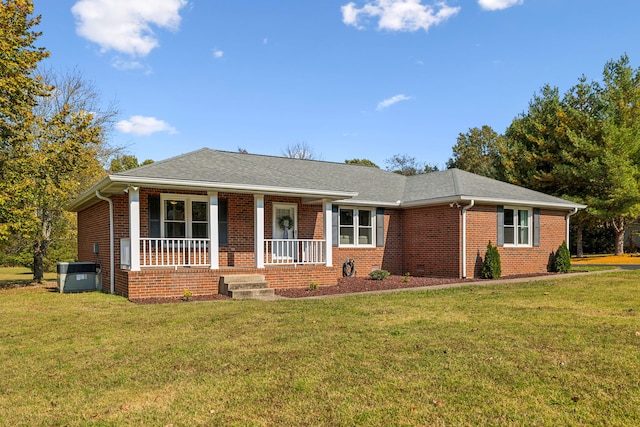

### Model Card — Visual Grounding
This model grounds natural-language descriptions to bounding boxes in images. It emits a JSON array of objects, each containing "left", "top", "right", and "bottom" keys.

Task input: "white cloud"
[
  {"left": 111, "top": 58, "right": 144, "bottom": 71},
  {"left": 212, "top": 49, "right": 224, "bottom": 59},
  {"left": 71, "top": 0, "right": 188, "bottom": 57},
  {"left": 116, "top": 116, "right": 177, "bottom": 136},
  {"left": 377, "top": 94, "right": 412, "bottom": 111},
  {"left": 478, "top": 0, "right": 523, "bottom": 11},
  {"left": 341, "top": 0, "right": 461, "bottom": 32}
]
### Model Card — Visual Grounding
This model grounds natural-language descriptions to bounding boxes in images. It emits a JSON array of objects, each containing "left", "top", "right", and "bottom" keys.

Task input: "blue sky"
[{"left": 34, "top": 1, "right": 640, "bottom": 169}]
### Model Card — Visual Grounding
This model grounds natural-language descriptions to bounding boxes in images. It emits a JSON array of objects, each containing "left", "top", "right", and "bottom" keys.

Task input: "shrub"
[
  {"left": 553, "top": 241, "right": 571, "bottom": 273},
  {"left": 482, "top": 241, "right": 502, "bottom": 279},
  {"left": 309, "top": 282, "right": 319, "bottom": 291},
  {"left": 369, "top": 269, "right": 390, "bottom": 281},
  {"left": 402, "top": 272, "right": 410, "bottom": 283}
]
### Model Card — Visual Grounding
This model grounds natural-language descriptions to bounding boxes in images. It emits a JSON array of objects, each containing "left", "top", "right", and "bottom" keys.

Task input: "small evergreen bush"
[
  {"left": 553, "top": 241, "right": 571, "bottom": 273},
  {"left": 482, "top": 241, "right": 502, "bottom": 279},
  {"left": 369, "top": 269, "right": 390, "bottom": 280}
]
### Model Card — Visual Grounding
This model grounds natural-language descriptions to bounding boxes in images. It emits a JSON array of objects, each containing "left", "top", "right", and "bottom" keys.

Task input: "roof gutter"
[
  {"left": 107, "top": 175, "right": 358, "bottom": 199},
  {"left": 565, "top": 207, "right": 579, "bottom": 247},
  {"left": 461, "top": 200, "right": 475, "bottom": 278},
  {"left": 401, "top": 195, "right": 585, "bottom": 210},
  {"left": 95, "top": 190, "right": 114, "bottom": 295},
  {"left": 67, "top": 175, "right": 359, "bottom": 212}
]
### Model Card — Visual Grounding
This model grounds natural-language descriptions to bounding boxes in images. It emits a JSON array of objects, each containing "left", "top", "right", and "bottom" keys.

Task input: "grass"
[
  {"left": 1, "top": 271, "right": 640, "bottom": 426},
  {"left": 571, "top": 265, "right": 618, "bottom": 272},
  {"left": 572, "top": 254, "right": 640, "bottom": 264},
  {"left": 0, "top": 266, "right": 56, "bottom": 289}
]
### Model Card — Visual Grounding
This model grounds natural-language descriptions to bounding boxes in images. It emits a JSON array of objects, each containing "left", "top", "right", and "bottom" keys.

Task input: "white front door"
[{"left": 272, "top": 204, "right": 297, "bottom": 261}]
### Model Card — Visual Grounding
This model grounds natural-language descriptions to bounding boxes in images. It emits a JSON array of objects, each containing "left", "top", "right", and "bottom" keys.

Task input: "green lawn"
[
  {"left": 1, "top": 271, "right": 639, "bottom": 426},
  {"left": 0, "top": 266, "right": 56, "bottom": 288}
]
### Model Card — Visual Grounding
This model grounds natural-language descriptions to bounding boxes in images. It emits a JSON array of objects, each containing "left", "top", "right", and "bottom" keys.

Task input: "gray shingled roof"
[
  {"left": 116, "top": 148, "right": 406, "bottom": 204},
  {"left": 402, "top": 168, "right": 581, "bottom": 207},
  {"left": 69, "top": 148, "right": 584, "bottom": 211}
]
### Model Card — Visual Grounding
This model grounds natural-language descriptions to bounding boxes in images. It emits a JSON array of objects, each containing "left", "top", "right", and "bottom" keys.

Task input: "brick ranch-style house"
[{"left": 67, "top": 148, "right": 585, "bottom": 300}]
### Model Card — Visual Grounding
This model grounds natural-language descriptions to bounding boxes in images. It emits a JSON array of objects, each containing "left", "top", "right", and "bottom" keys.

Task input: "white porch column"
[
  {"left": 208, "top": 191, "right": 219, "bottom": 269},
  {"left": 255, "top": 194, "right": 265, "bottom": 268},
  {"left": 323, "top": 200, "right": 333, "bottom": 267},
  {"left": 129, "top": 186, "right": 140, "bottom": 272}
]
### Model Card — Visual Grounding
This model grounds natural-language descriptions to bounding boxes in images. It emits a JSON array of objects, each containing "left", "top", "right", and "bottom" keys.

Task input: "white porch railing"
[
  {"left": 264, "top": 239, "right": 325, "bottom": 265},
  {"left": 140, "top": 238, "right": 210, "bottom": 267},
  {"left": 121, "top": 238, "right": 325, "bottom": 269}
]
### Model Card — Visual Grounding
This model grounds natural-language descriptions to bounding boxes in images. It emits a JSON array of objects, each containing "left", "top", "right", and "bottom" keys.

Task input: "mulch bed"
[
  {"left": 275, "top": 273, "right": 560, "bottom": 298},
  {"left": 275, "top": 275, "right": 472, "bottom": 298}
]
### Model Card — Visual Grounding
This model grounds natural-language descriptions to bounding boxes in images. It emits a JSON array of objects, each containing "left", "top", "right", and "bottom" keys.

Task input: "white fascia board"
[
  {"left": 107, "top": 175, "right": 359, "bottom": 198},
  {"left": 400, "top": 196, "right": 585, "bottom": 210},
  {"left": 67, "top": 175, "right": 359, "bottom": 211},
  {"left": 65, "top": 176, "right": 114, "bottom": 211},
  {"left": 333, "top": 199, "right": 401, "bottom": 208}
]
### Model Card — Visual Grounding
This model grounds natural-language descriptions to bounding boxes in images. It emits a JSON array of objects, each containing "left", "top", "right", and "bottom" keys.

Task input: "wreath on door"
[{"left": 278, "top": 215, "right": 294, "bottom": 230}]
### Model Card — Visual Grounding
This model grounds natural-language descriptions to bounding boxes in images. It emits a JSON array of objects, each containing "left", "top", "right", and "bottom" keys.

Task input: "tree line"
[
  {"left": 341, "top": 55, "right": 640, "bottom": 256},
  {"left": 446, "top": 55, "right": 640, "bottom": 256},
  {"left": 0, "top": 1, "right": 151, "bottom": 281}
]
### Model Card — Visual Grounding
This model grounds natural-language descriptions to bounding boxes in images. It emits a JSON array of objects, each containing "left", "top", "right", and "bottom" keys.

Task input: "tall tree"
[
  {"left": 593, "top": 55, "right": 640, "bottom": 254},
  {"left": 0, "top": 0, "right": 48, "bottom": 140},
  {"left": 110, "top": 154, "right": 153, "bottom": 172},
  {"left": 385, "top": 154, "right": 439, "bottom": 175},
  {"left": 344, "top": 158, "right": 379, "bottom": 168},
  {"left": 0, "top": 0, "right": 49, "bottom": 240},
  {"left": 385, "top": 154, "right": 422, "bottom": 176},
  {"left": 502, "top": 55, "right": 640, "bottom": 255},
  {"left": 447, "top": 125, "right": 504, "bottom": 179},
  {"left": 8, "top": 70, "right": 118, "bottom": 282},
  {"left": 282, "top": 141, "right": 316, "bottom": 160}
]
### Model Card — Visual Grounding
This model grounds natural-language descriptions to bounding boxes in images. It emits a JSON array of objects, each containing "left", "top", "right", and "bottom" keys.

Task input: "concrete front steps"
[{"left": 219, "top": 274, "right": 276, "bottom": 300}]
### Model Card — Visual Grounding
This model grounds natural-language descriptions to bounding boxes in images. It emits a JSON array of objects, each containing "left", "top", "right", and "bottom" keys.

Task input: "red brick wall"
[
  {"left": 219, "top": 192, "right": 255, "bottom": 267},
  {"left": 127, "top": 268, "right": 219, "bottom": 299},
  {"left": 332, "top": 209, "right": 403, "bottom": 276},
  {"left": 77, "top": 200, "right": 111, "bottom": 293},
  {"left": 401, "top": 205, "right": 461, "bottom": 277},
  {"left": 125, "top": 265, "right": 343, "bottom": 300},
  {"left": 466, "top": 205, "right": 566, "bottom": 277}
]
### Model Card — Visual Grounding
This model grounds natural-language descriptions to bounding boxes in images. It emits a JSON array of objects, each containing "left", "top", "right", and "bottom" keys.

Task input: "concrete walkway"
[{"left": 293, "top": 268, "right": 626, "bottom": 300}]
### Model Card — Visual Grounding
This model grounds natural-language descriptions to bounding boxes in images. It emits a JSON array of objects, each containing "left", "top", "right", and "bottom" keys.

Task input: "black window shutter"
[
  {"left": 148, "top": 195, "right": 161, "bottom": 238},
  {"left": 533, "top": 208, "right": 540, "bottom": 247},
  {"left": 332, "top": 205, "right": 339, "bottom": 247},
  {"left": 376, "top": 208, "right": 385, "bottom": 247},
  {"left": 497, "top": 205, "right": 504, "bottom": 246},
  {"left": 218, "top": 199, "right": 228, "bottom": 246}
]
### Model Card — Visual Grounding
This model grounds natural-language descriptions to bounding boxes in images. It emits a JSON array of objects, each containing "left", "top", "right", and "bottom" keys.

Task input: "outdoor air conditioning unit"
[{"left": 57, "top": 262, "right": 101, "bottom": 293}]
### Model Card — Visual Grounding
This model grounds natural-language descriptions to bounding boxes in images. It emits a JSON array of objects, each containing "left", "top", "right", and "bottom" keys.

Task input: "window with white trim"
[
  {"left": 503, "top": 207, "right": 531, "bottom": 247},
  {"left": 161, "top": 195, "right": 209, "bottom": 239},
  {"left": 339, "top": 208, "right": 375, "bottom": 246}
]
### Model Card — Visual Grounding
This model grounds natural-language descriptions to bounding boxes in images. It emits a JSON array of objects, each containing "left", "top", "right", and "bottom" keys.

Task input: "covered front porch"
[
  {"left": 119, "top": 189, "right": 335, "bottom": 272},
  {"left": 120, "top": 236, "right": 328, "bottom": 269}
]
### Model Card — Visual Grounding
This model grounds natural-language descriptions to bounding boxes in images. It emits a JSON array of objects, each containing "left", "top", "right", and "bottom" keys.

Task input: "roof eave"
[
  {"left": 334, "top": 199, "right": 402, "bottom": 207},
  {"left": 66, "top": 175, "right": 359, "bottom": 212},
  {"left": 400, "top": 195, "right": 586, "bottom": 210}
]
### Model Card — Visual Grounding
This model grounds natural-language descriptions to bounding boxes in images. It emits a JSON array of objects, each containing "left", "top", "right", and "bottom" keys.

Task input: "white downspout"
[
  {"left": 461, "top": 200, "right": 475, "bottom": 278},
  {"left": 566, "top": 207, "right": 578, "bottom": 246},
  {"left": 95, "top": 190, "right": 115, "bottom": 294}
]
